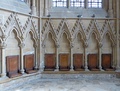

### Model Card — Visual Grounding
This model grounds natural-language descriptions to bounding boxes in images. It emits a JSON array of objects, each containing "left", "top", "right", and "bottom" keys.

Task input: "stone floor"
[{"left": 3, "top": 78, "right": 120, "bottom": 91}]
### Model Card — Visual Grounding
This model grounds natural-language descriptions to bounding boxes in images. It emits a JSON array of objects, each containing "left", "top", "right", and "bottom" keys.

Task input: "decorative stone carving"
[
  {"left": 42, "top": 43, "right": 46, "bottom": 48},
  {"left": 0, "top": 42, "right": 7, "bottom": 49},
  {"left": 19, "top": 43, "right": 25, "bottom": 48},
  {"left": 98, "top": 42, "right": 103, "bottom": 48},
  {"left": 0, "top": 19, "right": 2, "bottom": 25},
  {"left": 84, "top": 41, "right": 88, "bottom": 48},
  {"left": 34, "top": 43, "right": 38, "bottom": 48},
  {"left": 70, "top": 42, "right": 74, "bottom": 48},
  {"left": 56, "top": 42, "right": 60, "bottom": 48}
]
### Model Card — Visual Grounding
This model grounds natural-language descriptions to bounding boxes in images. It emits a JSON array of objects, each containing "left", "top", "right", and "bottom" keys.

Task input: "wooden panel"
[
  {"left": 24, "top": 54, "right": 37, "bottom": 74},
  {"left": 102, "top": 54, "right": 114, "bottom": 71},
  {"left": 88, "top": 54, "right": 99, "bottom": 71},
  {"left": 45, "top": 54, "right": 56, "bottom": 71},
  {"left": 6, "top": 55, "right": 21, "bottom": 78},
  {"left": 73, "top": 54, "right": 84, "bottom": 71},
  {"left": 59, "top": 54, "right": 70, "bottom": 71}
]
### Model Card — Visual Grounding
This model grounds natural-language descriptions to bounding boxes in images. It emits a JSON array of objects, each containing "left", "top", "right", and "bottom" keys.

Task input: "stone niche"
[
  {"left": 102, "top": 34, "right": 112, "bottom": 53},
  {"left": 59, "top": 33, "right": 70, "bottom": 53},
  {"left": 45, "top": 33, "right": 55, "bottom": 54},
  {"left": 73, "top": 33, "right": 84, "bottom": 54},
  {"left": 88, "top": 33, "right": 98, "bottom": 54},
  {"left": 6, "top": 31, "right": 20, "bottom": 56},
  {"left": 24, "top": 32, "right": 34, "bottom": 54}
]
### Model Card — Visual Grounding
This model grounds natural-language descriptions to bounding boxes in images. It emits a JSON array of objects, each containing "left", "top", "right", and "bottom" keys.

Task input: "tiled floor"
[{"left": 6, "top": 78, "right": 120, "bottom": 91}]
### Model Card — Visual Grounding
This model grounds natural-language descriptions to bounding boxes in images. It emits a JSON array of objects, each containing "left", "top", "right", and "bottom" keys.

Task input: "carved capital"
[
  {"left": 41, "top": 36, "right": 44, "bottom": 41},
  {"left": 19, "top": 43, "right": 25, "bottom": 48},
  {"left": 34, "top": 43, "right": 38, "bottom": 48},
  {"left": 0, "top": 42, "right": 7, "bottom": 49},
  {"left": 112, "top": 43, "right": 116, "bottom": 47},
  {"left": 56, "top": 42, "right": 60, "bottom": 48},
  {"left": 84, "top": 41, "right": 88, "bottom": 48},
  {"left": 42, "top": 44, "right": 46, "bottom": 48},
  {"left": 70, "top": 42, "right": 74, "bottom": 48},
  {"left": 98, "top": 42, "right": 103, "bottom": 48},
  {"left": 1, "top": 34, "right": 7, "bottom": 41},
  {"left": 70, "top": 37, "right": 74, "bottom": 42}
]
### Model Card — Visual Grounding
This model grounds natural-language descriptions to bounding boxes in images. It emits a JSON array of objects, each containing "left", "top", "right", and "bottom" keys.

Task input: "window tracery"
[
  {"left": 53, "top": 0, "right": 67, "bottom": 7},
  {"left": 52, "top": 0, "right": 102, "bottom": 8}
]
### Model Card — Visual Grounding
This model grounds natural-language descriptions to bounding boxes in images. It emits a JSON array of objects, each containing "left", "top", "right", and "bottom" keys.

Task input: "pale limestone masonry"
[{"left": 0, "top": 0, "right": 120, "bottom": 86}]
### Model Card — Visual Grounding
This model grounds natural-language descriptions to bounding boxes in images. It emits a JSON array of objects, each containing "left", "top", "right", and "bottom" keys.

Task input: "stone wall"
[
  {"left": 0, "top": 0, "right": 120, "bottom": 81},
  {"left": 0, "top": 9, "right": 39, "bottom": 77},
  {"left": 41, "top": 18, "right": 117, "bottom": 70}
]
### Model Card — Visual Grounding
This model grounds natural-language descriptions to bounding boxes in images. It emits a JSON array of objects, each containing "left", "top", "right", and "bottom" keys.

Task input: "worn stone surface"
[
  {"left": 0, "top": 73, "right": 120, "bottom": 91},
  {"left": 2, "top": 78, "right": 120, "bottom": 91}
]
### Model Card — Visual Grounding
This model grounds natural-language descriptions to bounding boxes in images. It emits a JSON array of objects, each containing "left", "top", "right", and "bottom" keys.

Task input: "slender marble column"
[
  {"left": 108, "top": 0, "right": 113, "bottom": 17},
  {"left": 41, "top": 43, "right": 45, "bottom": 71},
  {"left": 67, "top": 0, "right": 70, "bottom": 8},
  {"left": 32, "top": 0, "right": 36, "bottom": 15},
  {"left": 44, "top": 0, "right": 48, "bottom": 16},
  {"left": 19, "top": 43, "right": 25, "bottom": 74},
  {"left": 0, "top": 42, "right": 7, "bottom": 78},
  {"left": 116, "top": 0, "right": 120, "bottom": 71},
  {"left": 98, "top": 42, "right": 103, "bottom": 71},
  {"left": 70, "top": 42, "right": 74, "bottom": 71},
  {"left": 112, "top": 44, "right": 115, "bottom": 68},
  {"left": 55, "top": 42, "right": 59, "bottom": 71},
  {"left": 34, "top": 43, "right": 38, "bottom": 69},
  {"left": 85, "top": 0, "right": 88, "bottom": 9},
  {"left": 84, "top": 41, "right": 89, "bottom": 71}
]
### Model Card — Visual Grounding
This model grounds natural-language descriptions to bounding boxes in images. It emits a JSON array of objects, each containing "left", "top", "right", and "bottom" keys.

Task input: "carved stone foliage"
[{"left": 42, "top": 18, "right": 116, "bottom": 47}]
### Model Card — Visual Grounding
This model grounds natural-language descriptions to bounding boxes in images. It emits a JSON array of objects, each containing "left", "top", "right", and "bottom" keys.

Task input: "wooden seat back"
[
  {"left": 45, "top": 54, "right": 56, "bottom": 70},
  {"left": 73, "top": 54, "right": 83, "bottom": 70},
  {"left": 59, "top": 54, "right": 70, "bottom": 70}
]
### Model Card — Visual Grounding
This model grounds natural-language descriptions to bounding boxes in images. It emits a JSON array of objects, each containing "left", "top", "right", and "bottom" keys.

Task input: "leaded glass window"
[
  {"left": 70, "top": 0, "right": 85, "bottom": 7},
  {"left": 53, "top": 0, "right": 67, "bottom": 7},
  {"left": 88, "top": 0, "right": 102, "bottom": 8}
]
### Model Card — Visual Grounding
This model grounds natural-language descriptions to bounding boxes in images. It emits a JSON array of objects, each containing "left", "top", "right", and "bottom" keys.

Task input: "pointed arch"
[
  {"left": 24, "top": 18, "right": 39, "bottom": 45},
  {"left": 4, "top": 13, "right": 23, "bottom": 37},
  {"left": 42, "top": 19, "right": 56, "bottom": 40},
  {"left": 101, "top": 20, "right": 116, "bottom": 40},
  {"left": 74, "top": 30, "right": 86, "bottom": 43},
  {"left": 73, "top": 32, "right": 84, "bottom": 53},
  {"left": 59, "top": 31, "right": 71, "bottom": 43},
  {"left": 88, "top": 30, "right": 100, "bottom": 43},
  {"left": 5, "top": 29, "right": 20, "bottom": 56},
  {"left": 25, "top": 29, "right": 38, "bottom": 44},
  {"left": 87, "top": 19, "right": 101, "bottom": 41},
  {"left": 72, "top": 19, "right": 86, "bottom": 42},
  {"left": 102, "top": 31, "right": 115, "bottom": 45},
  {"left": 59, "top": 32, "right": 70, "bottom": 53},
  {"left": 6, "top": 26, "right": 22, "bottom": 44},
  {"left": 42, "top": 19, "right": 57, "bottom": 46},
  {"left": 47, "top": 31, "right": 56, "bottom": 43},
  {"left": 23, "top": 17, "right": 39, "bottom": 44},
  {"left": 88, "top": 32, "right": 99, "bottom": 53},
  {"left": 45, "top": 23, "right": 56, "bottom": 41},
  {"left": 24, "top": 31, "right": 34, "bottom": 54},
  {"left": 57, "top": 19, "right": 71, "bottom": 40},
  {"left": 44, "top": 32, "right": 56, "bottom": 53}
]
